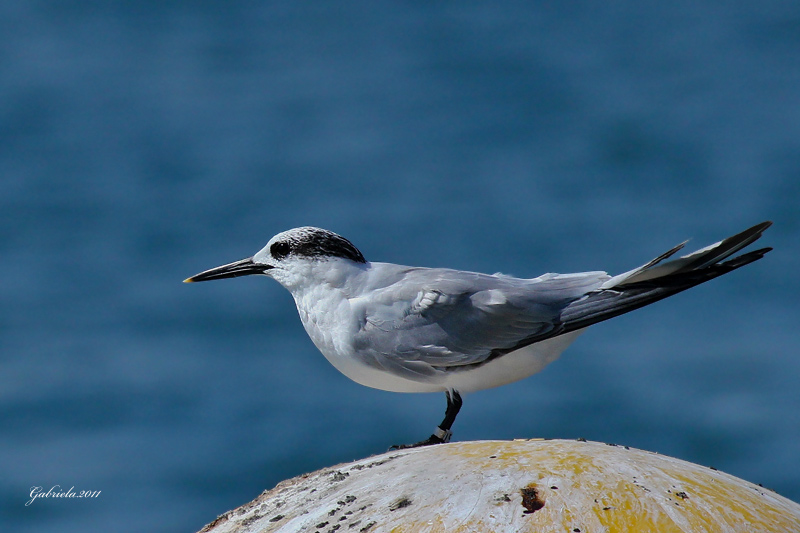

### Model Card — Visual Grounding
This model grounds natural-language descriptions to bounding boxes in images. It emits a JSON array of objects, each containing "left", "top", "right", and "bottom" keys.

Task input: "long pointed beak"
[{"left": 184, "top": 257, "right": 272, "bottom": 283}]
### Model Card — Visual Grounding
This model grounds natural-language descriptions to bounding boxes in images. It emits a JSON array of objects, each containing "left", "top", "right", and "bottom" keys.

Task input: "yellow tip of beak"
[{"left": 183, "top": 278, "right": 194, "bottom": 283}]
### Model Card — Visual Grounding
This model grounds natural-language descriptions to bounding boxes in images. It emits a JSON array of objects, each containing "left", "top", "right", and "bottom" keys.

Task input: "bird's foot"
[{"left": 390, "top": 427, "right": 452, "bottom": 450}]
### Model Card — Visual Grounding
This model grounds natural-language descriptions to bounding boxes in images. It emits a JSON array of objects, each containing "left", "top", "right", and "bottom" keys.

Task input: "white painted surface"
[{"left": 199, "top": 439, "right": 800, "bottom": 533}]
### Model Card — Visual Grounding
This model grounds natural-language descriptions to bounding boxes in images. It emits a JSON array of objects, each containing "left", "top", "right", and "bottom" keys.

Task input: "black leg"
[{"left": 391, "top": 390, "right": 463, "bottom": 450}]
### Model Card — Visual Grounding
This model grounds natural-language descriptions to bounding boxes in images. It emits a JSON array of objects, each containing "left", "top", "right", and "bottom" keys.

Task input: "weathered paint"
[{"left": 198, "top": 439, "right": 800, "bottom": 533}]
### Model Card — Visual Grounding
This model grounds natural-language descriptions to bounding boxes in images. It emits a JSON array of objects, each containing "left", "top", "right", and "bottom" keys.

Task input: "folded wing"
[
  {"left": 351, "top": 221, "right": 772, "bottom": 383},
  {"left": 351, "top": 269, "right": 609, "bottom": 381}
]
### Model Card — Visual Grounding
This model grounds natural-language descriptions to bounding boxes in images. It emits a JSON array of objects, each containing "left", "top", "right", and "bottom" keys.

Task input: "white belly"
[
  {"left": 301, "top": 297, "right": 584, "bottom": 395},
  {"left": 320, "top": 330, "right": 585, "bottom": 394},
  {"left": 440, "top": 329, "right": 585, "bottom": 393},
  {"left": 293, "top": 284, "right": 585, "bottom": 395}
]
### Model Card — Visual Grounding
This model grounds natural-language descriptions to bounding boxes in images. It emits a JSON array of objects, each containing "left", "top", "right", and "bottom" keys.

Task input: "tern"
[{"left": 185, "top": 221, "right": 772, "bottom": 448}]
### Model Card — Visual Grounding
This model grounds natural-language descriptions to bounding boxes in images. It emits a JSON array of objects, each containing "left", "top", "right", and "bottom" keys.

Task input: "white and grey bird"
[{"left": 185, "top": 221, "right": 772, "bottom": 448}]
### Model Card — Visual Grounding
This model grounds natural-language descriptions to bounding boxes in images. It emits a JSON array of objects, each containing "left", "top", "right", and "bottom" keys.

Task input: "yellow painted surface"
[{"left": 199, "top": 440, "right": 800, "bottom": 533}]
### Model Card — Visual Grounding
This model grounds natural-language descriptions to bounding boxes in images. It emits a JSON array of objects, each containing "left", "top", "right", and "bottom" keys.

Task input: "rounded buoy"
[{"left": 199, "top": 439, "right": 800, "bottom": 532}]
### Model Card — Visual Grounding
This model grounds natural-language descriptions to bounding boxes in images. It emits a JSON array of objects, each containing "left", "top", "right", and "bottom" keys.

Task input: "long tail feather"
[
  {"left": 559, "top": 245, "right": 771, "bottom": 335},
  {"left": 486, "top": 222, "right": 772, "bottom": 360},
  {"left": 602, "top": 221, "right": 772, "bottom": 287}
]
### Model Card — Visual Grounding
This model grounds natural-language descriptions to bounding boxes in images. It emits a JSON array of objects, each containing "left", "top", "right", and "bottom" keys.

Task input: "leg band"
[{"left": 433, "top": 426, "right": 452, "bottom": 442}]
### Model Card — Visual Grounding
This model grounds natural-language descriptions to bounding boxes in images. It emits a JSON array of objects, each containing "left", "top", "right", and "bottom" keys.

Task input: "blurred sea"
[{"left": 2, "top": 2, "right": 799, "bottom": 531}]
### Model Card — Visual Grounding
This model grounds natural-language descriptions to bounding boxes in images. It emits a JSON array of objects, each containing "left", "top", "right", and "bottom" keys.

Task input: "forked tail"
[{"left": 558, "top": 221, "right": 772, "bottom": 334}]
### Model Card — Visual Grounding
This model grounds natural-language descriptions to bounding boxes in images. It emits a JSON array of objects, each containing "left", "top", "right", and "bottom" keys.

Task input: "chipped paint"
[
  {"left": 520, "top": 484, "right": 545, "bottom": 514},
  {"left": 198, "top": 439, "right": 800, "bottom": 533}
]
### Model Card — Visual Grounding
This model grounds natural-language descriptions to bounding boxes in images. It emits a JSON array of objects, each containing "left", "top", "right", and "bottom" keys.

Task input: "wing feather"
[
  {"left": 349, "top": 222, "right": 771, "bottom": 384},
  {"left": 351, "top": 267, "right": 609, "bottom": 378}
]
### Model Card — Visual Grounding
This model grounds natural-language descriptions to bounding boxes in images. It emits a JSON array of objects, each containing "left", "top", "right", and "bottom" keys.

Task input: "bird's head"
[{"left": 184, "top": 227, "right": 367, "bottom": 291}]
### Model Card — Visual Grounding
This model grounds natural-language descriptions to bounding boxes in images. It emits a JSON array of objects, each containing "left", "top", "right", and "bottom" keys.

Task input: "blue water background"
[{"left": 2, "top": 2, "right": 799, "bottom": 531}]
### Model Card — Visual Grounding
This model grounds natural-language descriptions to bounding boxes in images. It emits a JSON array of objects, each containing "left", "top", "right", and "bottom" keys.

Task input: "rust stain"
[{"left": 520, "top": 483, "right": 545, "bottom": 515}]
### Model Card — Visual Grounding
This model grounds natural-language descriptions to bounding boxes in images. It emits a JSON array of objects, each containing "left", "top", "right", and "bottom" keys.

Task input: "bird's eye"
[{"left": 270, "top": 241, "right": 292, "bottom": 259}]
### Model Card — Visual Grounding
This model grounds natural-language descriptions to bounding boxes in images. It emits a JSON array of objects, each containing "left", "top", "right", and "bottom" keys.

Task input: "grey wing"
[
  {"left": 349, "top": 221, "right": 772, "bottom": 385},
  {"left": 350, "top": 268, "right": 609, "bottom": 382}
]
